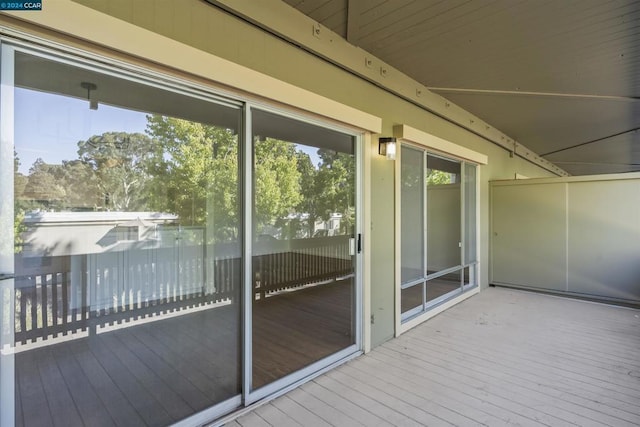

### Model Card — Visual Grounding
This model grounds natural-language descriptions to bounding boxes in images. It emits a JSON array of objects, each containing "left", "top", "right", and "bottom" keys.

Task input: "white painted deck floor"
[{"left": 228, "top": 287, "right": 640, "bottom": 427}]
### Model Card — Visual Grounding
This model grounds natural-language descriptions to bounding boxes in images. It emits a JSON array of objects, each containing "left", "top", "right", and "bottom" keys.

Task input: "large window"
[
  {"left": 400, "top": 146, "right": 478, "bottom": 321},
  {"left": 0, "top": 44, "right": 362, "bottom": 426},
  {"left": 5, "top": 50, "right": 243, "bottom": 426}
]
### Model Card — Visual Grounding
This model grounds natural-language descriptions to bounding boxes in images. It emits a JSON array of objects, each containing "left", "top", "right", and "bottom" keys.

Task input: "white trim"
[
  {"left": 393, "top": 140, "right": 402, "bottom": 337},
  {"left": 393, "top": 124, "right": 488, "bottom": 165},
  {"left": 0, "top": 43, "right": 14, "bottom": 276},
  {"left": 395, "top": 132, "right": 483, "bottom": 337},
  {"left": 355, "top": 133, "right": 364, "bottom": 353},
  {"left": 0, "top": 42, "right": 15, "bottom": 427},
  {"left": 1, "top": 0, "right": 382, "bottom": 134},
  {"left": 242, "top": 103, "right": 253, "bottom": 401},
  {"left": 492, "top": 171, "right": 640, "bottom": 186},
  {"left": 399, "top": 287, "right": 479, "bottom": 334},
  {"left": 362, "top": 133, "right": 372, "bottom": 353}
]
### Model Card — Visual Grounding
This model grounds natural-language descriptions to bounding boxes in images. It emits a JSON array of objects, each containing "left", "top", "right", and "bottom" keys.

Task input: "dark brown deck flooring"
[
  {"left": 15, "top": 280, "right": 353, "bottom": 427},
  {"left": 253, "top": 280, "right": 353, "bottom": 388}
]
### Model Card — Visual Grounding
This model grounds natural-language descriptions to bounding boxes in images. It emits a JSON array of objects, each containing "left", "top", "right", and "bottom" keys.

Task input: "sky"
[
  {"left": 14, "top": 87, "right": 322, "bottom": 175},
  {"left": 15, "top": 88, "right": 148, "bottom": 174}
]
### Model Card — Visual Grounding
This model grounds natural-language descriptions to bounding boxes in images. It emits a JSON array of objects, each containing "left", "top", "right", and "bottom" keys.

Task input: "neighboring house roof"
[{"left": 23, "top": 211, "right": 179, "bottom": 225}]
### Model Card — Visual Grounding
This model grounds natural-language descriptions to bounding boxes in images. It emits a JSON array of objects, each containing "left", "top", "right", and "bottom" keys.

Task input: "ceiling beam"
[
  {"left": 206, "top": 0, "right": 568, "bottom": 176},
  {"left": 429, "top": 87, "right": 640, "bottom": 102},
  {"left": 541, "top": 127, "right": 640, "bottom": 156}
]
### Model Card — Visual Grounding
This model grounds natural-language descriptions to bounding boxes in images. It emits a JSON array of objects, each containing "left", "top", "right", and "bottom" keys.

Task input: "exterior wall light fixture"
[{"left": 378, "top": 137, "right": 397, "bottom": 160}]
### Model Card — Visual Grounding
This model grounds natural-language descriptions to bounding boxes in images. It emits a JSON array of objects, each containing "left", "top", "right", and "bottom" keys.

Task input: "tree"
[
  {"left": 294, "top": 151, "right": 318, "bottom": 237},
  {"left": 314, "top": 149, "right": 355, "bottom": 235},
  {"left": 253, "top": 137, "right": 302, "bottom": 235},
  {"left": 14, "top": 151, "right": 27, "bottom": 201},
  {"left": 57, "top": 160, "right": 101, "bottom": 209},
  {"left": 145, "top": 117, "right": 303, "bottom": 241},
  {"left": 22, "top": 158, "right": 66, "bottom": 208},
  {"left": 77, "top": 132, "right": 156, "bottom": 211},
  {"left": 426, "top": 169, "right": 455, "bottom": 185},
  {"left": 13, "top": 151, "right": 27, "bottom": 253},
  {"left": 145, "top": 115, "right": 240, "bottom": 240}
]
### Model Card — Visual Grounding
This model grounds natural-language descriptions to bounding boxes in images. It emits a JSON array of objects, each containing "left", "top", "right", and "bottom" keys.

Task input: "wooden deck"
[
  {"left": 230, "top": 287, "right": 640, "bottom": 427},
  {"left": 14, "top": 280, "right": 353, "bottom": 427}
]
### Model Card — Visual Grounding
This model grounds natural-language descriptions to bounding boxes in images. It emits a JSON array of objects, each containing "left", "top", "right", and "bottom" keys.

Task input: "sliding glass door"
[
  {"left": 0, "top": 43, "right": 362, "bottom": 426},
  {"left": 400, "top": 146, "right": 478, "bottom": 321},
  {"left": 248, "top": 109, "right": 359, "bottom": 400},
  {"left": 3, "top": 47, "right": 244, "bottom": 426}
]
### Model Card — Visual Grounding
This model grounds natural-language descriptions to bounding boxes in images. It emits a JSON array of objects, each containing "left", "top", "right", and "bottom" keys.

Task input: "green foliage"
[
  {"left": 78, "top": 132, "right": 156, "bottom": 210},
  {"left": 22, "top": 158, "right": 66, "bottom": 207},
  {"left": 426, "top": 169, "right": 454, "bottom": 185},
  {"left": 254, "top": 138, "right": 302, "bottom": 234},
  {"left": 13, "top": 209, "right": 25, "bottom": 253},
  {"left": 294, "top": 151, "right": 318, "bottom": 237},
  {"left": 13, "top": 151, "right": 27, "bottom": 253},
  {"left": 13, "top": 115, "right": 357, "bottom": 244},
  {"left": 145, "top": 115, "right": 240, "bottom": 240},
  {"left": 315, "top": 149, "right": 355, "bottom": 234}
]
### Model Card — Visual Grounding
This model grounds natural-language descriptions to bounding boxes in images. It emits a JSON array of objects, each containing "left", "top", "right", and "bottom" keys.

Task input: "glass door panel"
[
  {"left": 400, "top": 145, "right": 478, "bottom": 323},
  {"left": 401, "top": 283, "right": 424, "bottom": 315},
  {"left": 8, "top": 50, "right": 242, "bottom": 425},
  {"left": 464, "top": 163, "right": 478, "bottom": 265},
  {"left": 426, "top": 272, "right": 462, "bottom": 303},
  {"left": 400, "top": 146, "right": 424, "bottom": 284},
  {"left": 251, "top": 109, "right": 357, "bottom": 391},
  {"left": 426, "top": 155, "right": 461, "bottom": 274}
]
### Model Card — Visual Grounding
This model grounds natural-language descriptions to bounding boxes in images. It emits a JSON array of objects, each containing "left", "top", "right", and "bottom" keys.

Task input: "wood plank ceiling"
[{"left": 283, "top": 0, "right": 640, "bottom": 175}]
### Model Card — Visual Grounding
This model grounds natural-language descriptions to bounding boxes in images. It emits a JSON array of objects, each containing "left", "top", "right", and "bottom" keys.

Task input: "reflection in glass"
[
  {"left": 11, "top": 52, "right": 241, "bottom": 425},
  {"left": 401, "top": 283, "right": 423, "bottom": 315},
  {"left": 251, "top": 109, "right": 356, "bottom": 390},
  {"left": 464, "top": 163, "right": 477, "bottom": 265},
  {"left": 426, "top": 272, "right": 461, "bottom": 303},
  {"left": 426, "top": 155, "right": 461, "bottom": 274},
  {"left": 400, "top": 146, "right": 424, "bottom": 283},
  {"left": 400, "top": 146, "right": 478, "bottom": 322}
]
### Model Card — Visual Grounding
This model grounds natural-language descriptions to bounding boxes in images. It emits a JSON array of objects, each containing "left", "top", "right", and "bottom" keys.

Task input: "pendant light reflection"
[{"left": 81, "top": 81, "right": 98, "bottom": 110}]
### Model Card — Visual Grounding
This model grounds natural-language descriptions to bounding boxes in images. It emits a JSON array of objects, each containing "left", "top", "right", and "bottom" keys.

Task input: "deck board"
[
  {"left": 49, "top": 343, "right": 116, "bottom": 427},
  {"left": 235, "top": 287, "right": 640, "bottom": 427},
  {"left": 269, "top": 395, "right": 332, "bottom": 427},
  {"left": 252, "top": 402, "right": 301, "bottom": 426},
  {"left": 35, "top": 348, "right": 85, "bottom": 427},
  {"left": 85, "top": 336, "right": 173, "bottom": 426},
  {"left": 13, "top": 286, "right": 640, "bottom": 426},
  {"left": 14, "top": 281, "right": 353, "bottom": 426}
]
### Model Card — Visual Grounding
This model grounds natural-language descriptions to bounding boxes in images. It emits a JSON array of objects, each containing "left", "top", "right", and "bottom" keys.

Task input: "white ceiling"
[{"left": 283, "top": 0, "right": 640, "bottom": 175}]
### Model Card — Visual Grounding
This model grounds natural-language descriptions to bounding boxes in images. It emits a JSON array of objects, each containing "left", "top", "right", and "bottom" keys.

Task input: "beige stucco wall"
[{"left": 1, "top": 0, "right": 557, "bottom": 346}]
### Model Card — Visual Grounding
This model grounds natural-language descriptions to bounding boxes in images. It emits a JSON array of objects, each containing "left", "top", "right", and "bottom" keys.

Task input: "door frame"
[
  {"left": 393, "top": 125, "right": 487, "bottom": 336},
  {"left": 242, "top": 101, "right": 364, "bottom": 405}
]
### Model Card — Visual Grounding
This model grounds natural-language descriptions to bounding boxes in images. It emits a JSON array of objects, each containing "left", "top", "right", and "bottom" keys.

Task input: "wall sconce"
[
  {"left": 378, "top": 137, "right": 396, "bottom": 160},
  {"left": 81, "top": 81, "right": 98, "bottom": 110}
]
